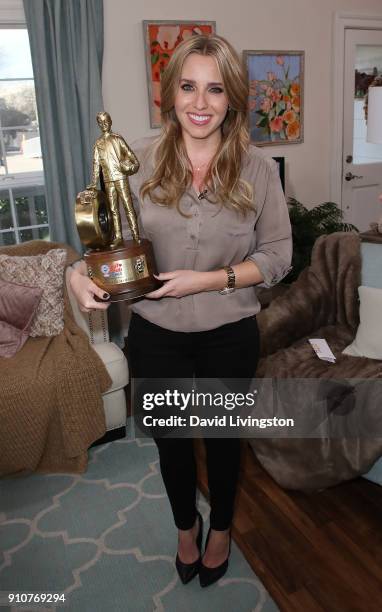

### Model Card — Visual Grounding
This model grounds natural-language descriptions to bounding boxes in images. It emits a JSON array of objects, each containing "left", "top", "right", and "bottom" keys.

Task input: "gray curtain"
[{"left": 23, "top": 0, "right": 104, "bottom": 252}]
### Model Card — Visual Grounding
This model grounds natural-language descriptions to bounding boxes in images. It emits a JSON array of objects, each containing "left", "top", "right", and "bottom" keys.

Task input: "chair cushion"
[
  {"left": 0, "top": 278, "right": 43, "bottom": 358},
  {"left": 342, "top": 286, "right": 382, "bottom": 360},
  {"left": 257, "top": 321, "right": 382, "bottom": 379},
  {"left": 91, "top": 342, "right": 129, "bottom": 393}
]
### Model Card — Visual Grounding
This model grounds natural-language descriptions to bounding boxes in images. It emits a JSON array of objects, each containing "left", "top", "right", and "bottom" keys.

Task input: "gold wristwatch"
[{"left": 219, "top": 265, "right": 236, "bottom": 295}]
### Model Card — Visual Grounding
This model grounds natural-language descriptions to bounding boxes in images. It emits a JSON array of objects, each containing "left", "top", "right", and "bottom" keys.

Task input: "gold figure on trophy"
[
  {"left": 74, "top": 111, "right": 161, "bottom": 302},
  {"left": 86, "top": 111, "right": 140, "bottom": 247}
]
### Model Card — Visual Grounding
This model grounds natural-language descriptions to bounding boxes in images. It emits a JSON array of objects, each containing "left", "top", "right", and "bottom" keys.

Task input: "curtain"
[{"left": 23, "top": 0, "right": 104, "bottom": 251}]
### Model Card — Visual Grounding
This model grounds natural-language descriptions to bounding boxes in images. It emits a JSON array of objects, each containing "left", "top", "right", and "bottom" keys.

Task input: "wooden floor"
[{"left": 194, "top": 439, "right": 382, "bottom": 612}]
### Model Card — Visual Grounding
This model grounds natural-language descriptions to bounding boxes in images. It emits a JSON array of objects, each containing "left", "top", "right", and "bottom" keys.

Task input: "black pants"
[{"left": 127, "top": 312, "right": 260, "bottom": 531}]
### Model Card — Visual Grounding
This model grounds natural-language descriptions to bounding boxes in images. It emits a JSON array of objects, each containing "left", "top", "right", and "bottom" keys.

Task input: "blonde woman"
[{"left": 69, "top": 34, "right": 292, "bottom": 588}]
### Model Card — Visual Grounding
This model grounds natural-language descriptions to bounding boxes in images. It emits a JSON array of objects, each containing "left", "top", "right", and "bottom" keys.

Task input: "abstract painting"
[{"left": 143, "top": 20, "right": 216, "bottom": 128}]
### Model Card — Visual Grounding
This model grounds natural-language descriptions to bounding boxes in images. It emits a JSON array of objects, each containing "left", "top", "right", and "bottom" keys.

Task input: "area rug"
[{"left": 0, "top": 419, "right": 279, "bottom": 612}]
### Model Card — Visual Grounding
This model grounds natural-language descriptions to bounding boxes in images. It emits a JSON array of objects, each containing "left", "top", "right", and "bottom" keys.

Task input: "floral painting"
[
  {"left": 243, "top": 51, "right": 304, "bottom": 146},
  {"left": 143, "top": 21, "right": 216, "bottom": 128}
]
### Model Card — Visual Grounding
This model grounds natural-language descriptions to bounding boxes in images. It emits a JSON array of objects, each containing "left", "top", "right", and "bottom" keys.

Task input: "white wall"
[
  {"left": 0, "top": 0, "right": 24, "bottom": 24},
  {"left": 103, "top": 0, "right": 382, "bottom": 207}
]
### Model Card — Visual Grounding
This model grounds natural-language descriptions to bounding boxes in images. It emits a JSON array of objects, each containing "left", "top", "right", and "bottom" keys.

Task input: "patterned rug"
[{"left": 0, "top": 421, "right": 279, "bottom": 612}]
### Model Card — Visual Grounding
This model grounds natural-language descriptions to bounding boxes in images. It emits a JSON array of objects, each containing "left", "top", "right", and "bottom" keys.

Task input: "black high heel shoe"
[
  {"left": 175, "top": 510, "right": 203, "bottom": 584},
  {"left": 199, "top": 526, "right": 232, "bottom": 588}
]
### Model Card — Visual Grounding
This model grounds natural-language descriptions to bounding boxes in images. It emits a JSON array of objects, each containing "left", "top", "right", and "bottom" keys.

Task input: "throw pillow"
[
  {"left": 342, "top": 285, "right": 382, "bottom": 360},
  {"left": 0, "top": 248, "right": 67, "bottom": 336},
  {"left": 0, "top": 278, "right": 43, "bottom": 358}
]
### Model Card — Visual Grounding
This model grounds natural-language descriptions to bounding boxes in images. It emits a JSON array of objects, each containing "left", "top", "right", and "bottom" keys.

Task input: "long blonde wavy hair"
[{"left": 140, "top": 34, "right": 254, "bottom": 217}]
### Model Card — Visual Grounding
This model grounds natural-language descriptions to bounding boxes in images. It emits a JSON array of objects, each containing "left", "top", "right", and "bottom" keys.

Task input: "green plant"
[{"left": 285, "top": 198, "right": 358, "bottom": 283}]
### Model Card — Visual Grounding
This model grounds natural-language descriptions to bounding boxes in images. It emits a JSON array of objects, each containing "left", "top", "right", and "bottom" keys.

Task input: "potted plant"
[
  {"left": 256, "top": 199, "right": 358, "bottom": 308},
  {"left": 285, "top": 198, "right": 358, "bottom": 283}
]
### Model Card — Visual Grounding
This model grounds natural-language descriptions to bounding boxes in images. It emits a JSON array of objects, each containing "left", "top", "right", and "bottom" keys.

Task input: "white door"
[{"left": 342, "top": 29, "right": 382, "bottom": 231}]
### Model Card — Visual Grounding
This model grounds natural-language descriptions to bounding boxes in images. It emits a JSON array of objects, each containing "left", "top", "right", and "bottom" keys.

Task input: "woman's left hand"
[{"left": 145, "top": 270, "right": 207, "bottom": 299}]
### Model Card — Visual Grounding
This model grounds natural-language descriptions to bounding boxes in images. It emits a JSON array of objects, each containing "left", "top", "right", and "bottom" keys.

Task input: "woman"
[{"left": 69, "top": 34, "right": 292, "bottom": 588}]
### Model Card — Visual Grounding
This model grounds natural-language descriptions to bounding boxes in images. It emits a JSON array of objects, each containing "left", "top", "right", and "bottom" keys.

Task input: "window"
[
  {"left": 353, "top": 45, "right": 382, "bottom": 164},
  {"left": 0, "top": 26, "right": 49, "bottom": 245}
]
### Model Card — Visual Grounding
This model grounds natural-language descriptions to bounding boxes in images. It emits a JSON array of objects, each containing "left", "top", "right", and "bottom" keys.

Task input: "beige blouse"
[{"left": 124, "top": 136, "right": 292, "bottom": 332}]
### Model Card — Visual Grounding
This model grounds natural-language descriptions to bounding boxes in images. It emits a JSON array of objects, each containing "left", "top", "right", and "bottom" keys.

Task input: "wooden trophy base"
[{"left": 84, "top": 238, "right": 162, "bottom": 302}]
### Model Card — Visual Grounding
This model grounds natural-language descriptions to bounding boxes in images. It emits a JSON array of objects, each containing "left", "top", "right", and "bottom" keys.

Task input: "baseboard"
[{"left": 90, "top": 426, "right": 126, "bottom": 447}]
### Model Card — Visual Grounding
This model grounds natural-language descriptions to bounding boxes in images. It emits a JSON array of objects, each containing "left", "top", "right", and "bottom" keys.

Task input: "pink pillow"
[{"left": 0, "top": 278, "right": 43, "bottom": 358}]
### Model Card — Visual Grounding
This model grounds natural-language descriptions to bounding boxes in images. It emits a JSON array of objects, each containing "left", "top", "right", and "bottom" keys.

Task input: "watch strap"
[
  {"left": 219, "top": 265, "right": 236, "bottom": 294},
  {"left": 223, "top": 265, "right": 235, "bottom": 289}
]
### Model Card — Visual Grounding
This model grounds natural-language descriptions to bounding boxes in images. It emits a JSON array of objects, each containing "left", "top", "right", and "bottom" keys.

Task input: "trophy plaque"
[{"left": 75, "top": 111, "right": 162, "bottom": 302}]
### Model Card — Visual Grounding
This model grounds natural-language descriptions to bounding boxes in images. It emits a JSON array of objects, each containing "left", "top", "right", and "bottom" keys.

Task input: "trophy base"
[
  {"left": 84, "top": 238, "right": 162, "bottom": 302},
  {"left": 101, "top": 282, "right": 161, "bottom": 303}
]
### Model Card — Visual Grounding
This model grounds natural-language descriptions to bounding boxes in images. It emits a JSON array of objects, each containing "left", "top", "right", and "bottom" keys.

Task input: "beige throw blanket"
[
  {"left": 250, "top": 232, "right": 382, "bottom": 490},
  {"left": 0, "top": 240, "right": 112, "bottom": 476}
]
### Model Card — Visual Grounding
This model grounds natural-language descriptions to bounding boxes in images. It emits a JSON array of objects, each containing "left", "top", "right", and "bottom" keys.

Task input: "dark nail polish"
[{"left": 103, "top": 293, "right": 110, "bottom": 299}]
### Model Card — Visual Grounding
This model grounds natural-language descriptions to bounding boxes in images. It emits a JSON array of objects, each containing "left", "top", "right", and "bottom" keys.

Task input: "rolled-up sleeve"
[{"left": 246, "top": 160, "right": 293, "bottom": 288}]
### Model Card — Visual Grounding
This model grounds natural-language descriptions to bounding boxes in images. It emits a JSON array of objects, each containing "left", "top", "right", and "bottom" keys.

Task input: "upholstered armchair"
[
  {"left": 249, "top": 232, "right": 382, "bottom": 491},
  {"left": 0, "top": 240, "right": 129, "bottom": 476}
]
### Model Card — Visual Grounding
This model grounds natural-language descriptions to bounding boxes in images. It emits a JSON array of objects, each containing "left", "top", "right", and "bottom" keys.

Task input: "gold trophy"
[{"left": 75, "top": 111, "right": 161, "bottom": 301}]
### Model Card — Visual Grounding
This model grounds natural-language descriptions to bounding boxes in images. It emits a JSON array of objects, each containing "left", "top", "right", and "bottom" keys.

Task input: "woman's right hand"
[{"left": 69, "top": 264, "right": 111, "bottom": 313}]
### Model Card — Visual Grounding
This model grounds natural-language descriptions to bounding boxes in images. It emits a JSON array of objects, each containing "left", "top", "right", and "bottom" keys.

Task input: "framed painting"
[
  {"left": 143, "top": 20, "right": 216, "bottom": 128},
  {"left": 243, "top": 50, "right": 304, "bottom": 146}
]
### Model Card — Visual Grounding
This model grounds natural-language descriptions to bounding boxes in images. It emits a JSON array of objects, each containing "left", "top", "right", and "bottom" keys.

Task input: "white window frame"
[{"left": 0, "top": 0, "right": 48, "bottom": 243}]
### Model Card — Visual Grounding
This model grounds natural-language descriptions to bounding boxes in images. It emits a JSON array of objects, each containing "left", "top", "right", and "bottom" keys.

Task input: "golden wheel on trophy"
[{"left": 75, "top": 188, "right": 113, "bottom": 249}]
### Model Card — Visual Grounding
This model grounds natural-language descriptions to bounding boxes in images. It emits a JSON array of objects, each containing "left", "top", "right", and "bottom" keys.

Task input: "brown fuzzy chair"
[{"left": 248, "top": 232, "right": 382, "bottom": 491}]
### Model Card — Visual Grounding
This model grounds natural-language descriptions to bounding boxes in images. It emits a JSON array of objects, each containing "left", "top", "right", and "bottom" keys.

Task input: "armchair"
[
  {"left": 0, "top": 240, "right": 128, "bottom": 477},
  {"left": 249, "top": 232, "right": 382, "bottom": 491}
]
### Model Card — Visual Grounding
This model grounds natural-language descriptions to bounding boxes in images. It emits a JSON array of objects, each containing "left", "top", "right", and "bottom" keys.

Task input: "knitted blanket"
[
  {"left": 0, "top": 240, "right": 112, "bottom": 476},
  {"left": 250, "top": 232, "right": 382, "bottom": 490}
]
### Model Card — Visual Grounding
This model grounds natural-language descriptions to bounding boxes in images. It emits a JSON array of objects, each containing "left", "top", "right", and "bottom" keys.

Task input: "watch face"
[{"left": 219, "top": 287, "right": 235, "bottom": 295}]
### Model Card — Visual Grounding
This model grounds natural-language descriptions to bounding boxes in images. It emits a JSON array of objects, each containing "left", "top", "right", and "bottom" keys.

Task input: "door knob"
[{"left": 345, "top": 172, "right": 363, "bottom": 181}]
